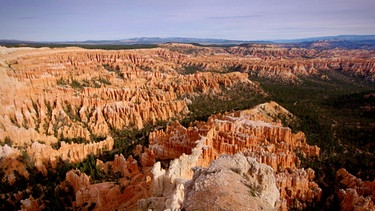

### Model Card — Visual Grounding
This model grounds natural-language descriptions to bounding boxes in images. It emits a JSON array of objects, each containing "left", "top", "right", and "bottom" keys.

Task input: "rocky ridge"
[
  {"left": 15, "top": 101, "right": 320, "bottom": 210},
  {"left": 139, "top": 102, "right": 321, "bottom": 210}
]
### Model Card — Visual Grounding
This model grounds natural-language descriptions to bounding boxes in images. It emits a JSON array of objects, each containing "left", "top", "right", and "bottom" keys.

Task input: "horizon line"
[{"left": 1, "top": 34, "right": 375, "bottom": 44}]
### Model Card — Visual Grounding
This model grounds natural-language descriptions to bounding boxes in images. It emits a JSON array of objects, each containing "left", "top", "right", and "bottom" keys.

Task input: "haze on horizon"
[{"left": 1, "top": 0, "right": 375, "bottom": 42}]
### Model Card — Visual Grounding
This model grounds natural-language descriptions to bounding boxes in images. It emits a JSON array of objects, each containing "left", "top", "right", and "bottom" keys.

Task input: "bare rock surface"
[{"left": 183, "top": 154, "right": 279, "bottom": 211}]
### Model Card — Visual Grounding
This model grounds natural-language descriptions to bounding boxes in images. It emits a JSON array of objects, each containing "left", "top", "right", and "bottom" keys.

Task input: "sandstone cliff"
[{"left": 336, "top": 168, "right": 375, "bottom": 211}]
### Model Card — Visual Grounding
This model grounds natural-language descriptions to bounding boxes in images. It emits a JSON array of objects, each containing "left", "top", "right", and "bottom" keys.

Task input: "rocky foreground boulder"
[
  {"left": 140, "top": 153, "right": 279, "bottom": 211},
  {"left": 183, "top": 154, "right": 279, "bottom": 211}
]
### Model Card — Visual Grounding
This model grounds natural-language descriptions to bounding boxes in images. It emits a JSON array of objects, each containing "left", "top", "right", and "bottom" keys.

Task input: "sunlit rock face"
[
  {"left": 2, "top": 43, "right": 372, "bottom": 210},
  {"left": 0, "top": 46, "right": 260, "bottom": 175},
  {"left": 140, "top": 102, "right": 321, "bottom": 210},
  {"left": 60, "top": 155, "right": 149, "bottom": 211},
  {"left": 336, "top": 168, "right": 375, "bottom": 211}
]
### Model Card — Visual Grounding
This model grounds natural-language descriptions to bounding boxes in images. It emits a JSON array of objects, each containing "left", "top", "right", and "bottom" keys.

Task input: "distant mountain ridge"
[
  {"left": 1, "top": 35, "right": 375, "bottom": 47},
  {"left": 273, "top": 35, "right": 375, "bottom": 43},
  {"left": 64, "top": 37, "right": 259, "bottom": 45}
]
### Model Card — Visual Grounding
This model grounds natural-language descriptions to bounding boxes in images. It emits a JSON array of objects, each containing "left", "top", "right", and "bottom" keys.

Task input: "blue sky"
[{"left": 1, "top": 0, "right": 375, "bottom": 41}]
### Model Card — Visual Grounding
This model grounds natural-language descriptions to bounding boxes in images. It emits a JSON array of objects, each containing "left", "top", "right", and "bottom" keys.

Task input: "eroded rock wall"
[{"left": 139, "top": 102, "right": 322, "bottom": 210}]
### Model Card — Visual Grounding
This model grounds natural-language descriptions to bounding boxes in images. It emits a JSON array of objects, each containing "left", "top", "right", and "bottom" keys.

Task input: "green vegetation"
[
  {"left": 181, "top": 83, "right": 266, "bottom": 127},
  {"left": 164, "top": 46, "right": 202, "bottom": 55},
  {"left": 102, "top": 63, "right": 124, "bottom": 79},
  {"left": 56, "top": 77, "right": 88, "bottom": 89},
  {"left": 100, "top": 121, "right": 168, "bottom": 162},
  {"left": 51, "top": 134, "right": 107, "bottom": 149},
  {"left": 138, "top": 64, "right": 152, "bottom": 72},
  {"left": 0, "top": 154, "right": 76, "bottom": 210},
  {"left": 97, "top": 77, "right": 112, "bottom": 86},
  {"left": 179, "top": 65, "right": 204, "bottom": 75},
  {"left": 0, "top": 42, "right": 158, "bottom": 50},
  {"left": 56, "top": 77, "right": 69, "bottom": 86},
  {"left": 0, "top": 136, "right": 12, "bottom": 146},
  {"left": 76, "top": 154, "right": 104, "bottom": 182},
  {"left": 52, "top": 137, "right": 84, "bottom": 149},
  {"left": 250, "top": 70, "right": 375, "bottom": 209},
  {"left": 102, "top": 63, "right": 118, "bottom": 72},
  {"left": 1, "top": 47, "right": 373, "bottom": 210},
  {"left": 57, "top": 76, "right": 112, "bottom": 90}
]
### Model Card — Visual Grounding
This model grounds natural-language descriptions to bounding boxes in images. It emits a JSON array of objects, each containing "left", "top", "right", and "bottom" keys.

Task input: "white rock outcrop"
[
  {"left": 183, "top": 153, "right": 279, "bottom": 211},
  {"left": 139, "top": 153, "right": 280, "bottom": 211}
]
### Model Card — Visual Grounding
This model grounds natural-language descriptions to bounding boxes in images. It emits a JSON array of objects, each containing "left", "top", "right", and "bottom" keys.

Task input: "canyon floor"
[{"left": 0, "top": 42, "right": 374, "bottom": 210}]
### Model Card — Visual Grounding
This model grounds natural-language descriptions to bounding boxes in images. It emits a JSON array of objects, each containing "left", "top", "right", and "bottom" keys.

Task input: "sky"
[{"left": 0, "top": 0, "right": 375, "bottom": 42}]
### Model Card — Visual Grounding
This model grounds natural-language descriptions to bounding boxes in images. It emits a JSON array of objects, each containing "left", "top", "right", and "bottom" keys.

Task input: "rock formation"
[
  {"left": 1, "top": 43, "right": 372, "bottom": 210},
  {"left": 226, "top": 43, "right": 375, "bottom": 81},
  {"left": 139, "top": 153, "right": 279, "bottom": 211},
  {"left": 59, "top": 154, "right": 151, "bottom": 211},
  {"left": 139, "top": 102, "right": 322, "bottom": 210},
  {"left": 27, "top": 136, "right": 114, "bottom": 174},
  {"left": 0, "top": 145, "right": 28, "bottom": 185},
  {"left": 51, "top": 101, "right": 321, "bottom": 210},
  {"left": 336, "top": 168, "right": 375, "bottom": 211},
  {"left": 161, "top": 43, "right": 375, "bottom": 82},
  {"left": 0, "top": 46, "right": 260, "bottom": 178},
  {"left": 183, "top": 154, "right": 279, "bottom": 211}
]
